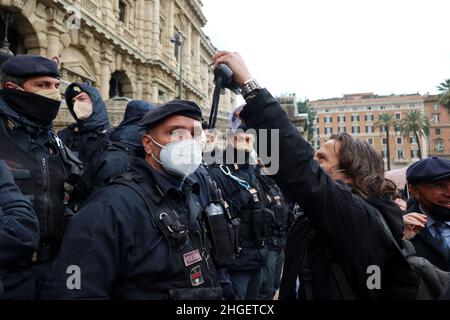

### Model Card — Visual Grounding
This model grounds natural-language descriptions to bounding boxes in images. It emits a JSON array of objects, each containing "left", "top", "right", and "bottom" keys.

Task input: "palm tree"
[
  {"left": 437, "top": 79, "right": 450, "bottom": 111},
  {"left": 401, "top": 111, "right": 430, "bottom": 159},
  {"left": 375, "top": 113, "right": 396, "bottom": 170}
]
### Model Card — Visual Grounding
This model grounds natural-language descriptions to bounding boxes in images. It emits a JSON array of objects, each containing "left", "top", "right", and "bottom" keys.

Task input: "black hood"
[
  {"left": 110, "top": 100, "right": 155, "bottom": 148},
  {"left": 366, "top": 195, "right": 405, "bottom": 243},
  {"left": 64, "top": 83, "right": 110, "bottom": 132}
]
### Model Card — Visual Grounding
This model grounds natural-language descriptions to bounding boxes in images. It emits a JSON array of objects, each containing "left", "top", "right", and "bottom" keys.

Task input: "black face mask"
[
  {"left": 0, "top": 88, "right": 61, "bottom": 125},
  {"left": 430, "top": 203, "right": 450, "bottom": 222}
]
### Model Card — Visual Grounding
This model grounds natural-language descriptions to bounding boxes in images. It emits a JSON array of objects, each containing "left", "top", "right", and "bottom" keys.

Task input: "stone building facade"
[
  {"left": 0, "top": 0, "right": 236, "bottom": 130},
  {"left": 276, "top": 95, "right": 308, "bottom": 136}
]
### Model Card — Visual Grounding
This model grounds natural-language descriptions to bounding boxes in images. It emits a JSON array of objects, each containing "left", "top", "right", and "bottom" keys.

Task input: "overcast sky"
[{"left": 202, "top": 0, "right": 450, "bottom": 101}]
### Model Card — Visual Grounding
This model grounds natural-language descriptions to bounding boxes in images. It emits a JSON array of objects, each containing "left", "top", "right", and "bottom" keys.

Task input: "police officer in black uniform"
[
  {"left": 0, "top": 55, "right": 83, "bottom": 298},
  {"left": 82, "top": 100, "right": 155, "bottom": 196},
  {"left": 58, "top": 83, "right": 111, "bottom": 165},
  {"left": 0, "top": 160, "right": 39, "bottom": 299},
  {"left": 255, "top": 164, "right": 293, "bottom": 299},
  {"left": 208, "top": 121, "right": 271, "bottom": 300},
  {"left": 190, "top": 157, "right": 239, "bottom": 300},
  {"left": 43, "top": 100, "right": 224, "bottom": 299}
]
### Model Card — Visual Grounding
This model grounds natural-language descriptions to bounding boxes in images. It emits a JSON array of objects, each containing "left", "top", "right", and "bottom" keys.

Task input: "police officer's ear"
[
  {"left": 4, "top": 82, "right": 21, "bottom": 90},
  {"left": 142, "top": 132, "right": 154, "bottom": 156}
]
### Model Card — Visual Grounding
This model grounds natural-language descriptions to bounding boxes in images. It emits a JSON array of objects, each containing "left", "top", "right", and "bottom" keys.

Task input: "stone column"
[
  {"left": 152, "top": 0, "right": 162, "bottom": 59},
  {"left": 100, "top": 62, "right": 111, "bottom": 100},
  {"left": 136, "top": 70, "right": 144, "bottom": 100},
  {"left": 193, "top": 31, "right": 201, "bottom": 82},
  {"left": 143, "top": 0, "right": 153, "bottom": 57},
  {"left": 152, "top": 83, "right": 159, "bottom": 103},
  {"left": 46, "top": 28, "right": 61, "bottom": 59},
  {"left": 167, "top": 0, "right": 175, "bottom": 60},
  {"left": 184, "top": 22, "right": 192, "bottom": 81},
  {"left": 136, "top": 0, "right": 145, "bottom": 50}
]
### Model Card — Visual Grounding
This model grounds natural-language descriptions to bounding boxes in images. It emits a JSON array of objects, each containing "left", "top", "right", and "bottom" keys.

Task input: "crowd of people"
[{"left": 0, "top": 52, "right": 449, "bottom": 300}]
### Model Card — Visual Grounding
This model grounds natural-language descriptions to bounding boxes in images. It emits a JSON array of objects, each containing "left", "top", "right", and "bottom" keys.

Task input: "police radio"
[{"left": 208, "top": 64, "right": 240, "bottom": 129}]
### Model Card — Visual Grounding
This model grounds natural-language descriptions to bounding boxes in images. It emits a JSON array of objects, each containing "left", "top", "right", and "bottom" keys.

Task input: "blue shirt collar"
[{"left": 422, "top": 204, "right": 450, "bottom": 228}]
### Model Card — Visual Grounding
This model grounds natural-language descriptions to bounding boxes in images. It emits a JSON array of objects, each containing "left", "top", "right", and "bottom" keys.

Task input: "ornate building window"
[
  {"left": 119, "top": 0, "right": 127, "bottom": 23},
  {"left": 436, "top": 140, "right": 444, "bottom": 153},
  {"left": 109, "top": 71, "right": 124, "bottom": 98},
  {"left": 433, "top": 114, "right": 440, "bottom": 123}
]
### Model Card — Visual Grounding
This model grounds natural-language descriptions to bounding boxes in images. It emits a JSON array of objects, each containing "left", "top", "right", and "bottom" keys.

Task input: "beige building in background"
[
  {"left": 310, "top": 92, "right": 429, "bottom": 170},
  {"left": 423, "top": 95, "right": 450, "bottom": 159},
  {"left": 0, "top": 0, "right": 236, "bottom": 129}
]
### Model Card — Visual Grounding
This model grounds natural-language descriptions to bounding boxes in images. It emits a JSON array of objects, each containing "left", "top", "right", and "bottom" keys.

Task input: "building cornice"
[{"left": 54, "top": 0, "right": 146, "bottom": 63}]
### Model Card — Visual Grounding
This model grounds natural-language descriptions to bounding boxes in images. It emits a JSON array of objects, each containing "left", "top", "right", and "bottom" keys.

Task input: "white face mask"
[
  {"left": 73, "top": 101, "right": 93, "bottom": 120},
  {"left": 149, "top": 135, "right": 203, "bottom": 178},
  {"left": 35, "top": 88, "right": 62, "bottom": 102}
]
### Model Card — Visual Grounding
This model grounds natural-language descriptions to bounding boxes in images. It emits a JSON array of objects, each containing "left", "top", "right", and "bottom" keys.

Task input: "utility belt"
[
  {"left": 31, "top": 240, "right": 60, "bottom": 265},
  {"left": 0, "top": 240, "right": 59, "bottom": 270}
]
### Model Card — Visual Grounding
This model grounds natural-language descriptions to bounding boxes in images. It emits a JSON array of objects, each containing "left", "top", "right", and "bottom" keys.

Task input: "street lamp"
[
  {"left": 0, "top": 9, "right": 14, "bottom": 55},
  {"left": 170, "top": 31, "right": 184, "bottom": 99}
]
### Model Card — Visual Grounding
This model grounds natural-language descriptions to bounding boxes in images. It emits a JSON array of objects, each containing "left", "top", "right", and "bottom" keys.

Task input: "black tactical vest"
[
  {"left": 209, "top": 163, "right": 271, "bottom": 249},
  {"left": 256, "top": 171, "right": 290, "bottom": 233},
  {"left": 110, "top": 173, "right": 222, "bottom": 300},
  {"left": 0, "top": 116, "right": 72, "bottom": 244}
]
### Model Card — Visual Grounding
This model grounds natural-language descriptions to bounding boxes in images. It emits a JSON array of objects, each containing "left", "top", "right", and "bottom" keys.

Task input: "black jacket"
[
  {"left": 208, "top": 149, "right": 269, "bottom": 272},
  {"left": 0, "top": 160, "right": 39, "bottom": 299},
  {"left": 240, "top": 89, "right": 402, "bottom": 299},
  {"left": 407, "top": 202, "right": 450, "bottom": 271},
  {"left": 43, "top": 158, "right": 219, "bottom": 299}
]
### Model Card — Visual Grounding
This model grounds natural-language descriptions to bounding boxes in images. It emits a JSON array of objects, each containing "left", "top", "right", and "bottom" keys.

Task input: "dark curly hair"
[{"left": 329, "top": 133, "right": 397, "bottom": 198}]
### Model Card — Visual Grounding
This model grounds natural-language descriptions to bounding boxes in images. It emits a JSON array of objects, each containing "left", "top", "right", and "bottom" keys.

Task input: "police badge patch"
[
  {"left": 190, "top": 265, "right": 204, "bottom": 287},
  {"left": 183, "top": 249, "right": 203, "bottom": 267}
]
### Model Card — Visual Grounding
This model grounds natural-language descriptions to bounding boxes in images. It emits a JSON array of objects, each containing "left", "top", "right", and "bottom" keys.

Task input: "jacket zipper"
[{"left": 41, "top": 156, "right": 50, "bottom": 238}]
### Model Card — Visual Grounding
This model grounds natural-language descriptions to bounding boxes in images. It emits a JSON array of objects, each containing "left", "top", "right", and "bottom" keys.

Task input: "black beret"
[
  {"left": 1, "top": 54, "right": 60, "bottom": 79},
  {"left": 139, "top": 100, "right": 202, "bottom": 129},
  {"left": 406, "top": 157, "right": 450, "bottom": 185}
]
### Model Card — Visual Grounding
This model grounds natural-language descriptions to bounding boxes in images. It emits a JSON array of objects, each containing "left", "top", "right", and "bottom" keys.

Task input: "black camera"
[
  {"left": 208, "top": 64, "right": 240, "bottom": 129},
  {"left": 213, "top": 64, "right": 240, "bottom": 94}
]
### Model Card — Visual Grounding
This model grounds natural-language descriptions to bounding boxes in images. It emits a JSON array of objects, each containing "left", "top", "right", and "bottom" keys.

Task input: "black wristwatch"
[{"left": 241, "top": 79, "right": 262, "bottom": 100}]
